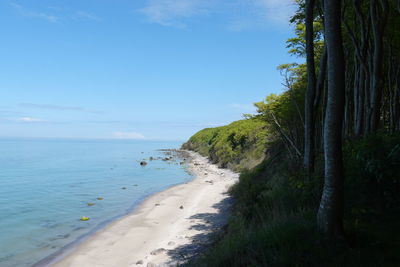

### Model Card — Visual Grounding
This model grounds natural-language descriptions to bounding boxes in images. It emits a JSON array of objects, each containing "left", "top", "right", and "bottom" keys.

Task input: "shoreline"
[
  {"left": 32, "top": 149, "right": 193, "bottom": 267},
  {"left": 33, "top": 182, "right": 186, "bottom": 267},
  {"left": 45, "top": 151, "right": 238, "bottom": 267}
]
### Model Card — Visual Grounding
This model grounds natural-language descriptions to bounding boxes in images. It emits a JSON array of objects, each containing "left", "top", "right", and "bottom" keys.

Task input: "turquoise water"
[{"left": 0, "top": 138, "right": 191, "bottom": 267}]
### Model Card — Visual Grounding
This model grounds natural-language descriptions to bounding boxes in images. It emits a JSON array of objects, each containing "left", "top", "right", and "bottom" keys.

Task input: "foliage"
[
  {"left": 252, "top": 64, "right": 306, "bottom": 161},
  {"left": 188, "top": 134, "right": 400, "bottom": 266},
  {"left": 182, "top": 118, "right": 268, "bottom": 171},
  {"left": 286, "top": 21, "right": 325, "bottom": 58},
  {"left": 182, "top": 0, "right": 400, "bottom": 264}
]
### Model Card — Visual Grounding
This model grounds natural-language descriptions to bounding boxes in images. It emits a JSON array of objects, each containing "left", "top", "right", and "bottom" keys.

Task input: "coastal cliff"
[{"left": 182, "top": 118, "right": 267, "bottom": 172}]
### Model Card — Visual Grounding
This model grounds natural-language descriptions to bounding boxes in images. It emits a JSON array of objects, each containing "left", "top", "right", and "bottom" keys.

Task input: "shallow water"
[{"left": 0, "top": 138, "right": 191, "bottom": 267}]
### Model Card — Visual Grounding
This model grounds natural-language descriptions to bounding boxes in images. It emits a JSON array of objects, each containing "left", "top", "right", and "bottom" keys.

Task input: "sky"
[{"left": 0, "top": 0, "right": 297, "bottom": 141}]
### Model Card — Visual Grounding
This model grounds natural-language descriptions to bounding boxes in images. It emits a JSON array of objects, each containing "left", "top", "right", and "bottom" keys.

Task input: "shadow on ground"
[{"left": 166, "top": 194, "right": 234, "bottom": 264}]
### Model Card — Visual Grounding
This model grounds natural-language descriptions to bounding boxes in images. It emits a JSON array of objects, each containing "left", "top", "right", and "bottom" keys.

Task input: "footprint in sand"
[{"left": 150, "top": 248, "right": 166, "bottom": 255}]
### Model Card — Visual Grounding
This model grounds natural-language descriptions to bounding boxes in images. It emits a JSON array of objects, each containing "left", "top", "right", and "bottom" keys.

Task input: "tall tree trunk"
[
  {"left": 317, "top": 0, "right": 345, "bottom": 239},
  {"left": 355, "top": 67, "right": 365, "bottom": 136},
  {"left": 369, "top": 0, "right": 388, "bottom": 132},
  {"left": 315, "top": 45, "right": 328, "bottom": 110},
  {"left": 397, "top": 80, "right": 400, "bottom": 131},
  {"left": 344, "top": 56, "right": 354, "bottom": 137},
  {"left": 314, "top": 45, "right": 328, "bottom": 153},
  {"left": 346, "top": 0, "right": 370, "bottom": 136},
  {"left": 392, "top": 58, "right": 400, "bottom": 132},
  {"left": 304, "top": 0, "right": 317, "bottom": 173}
]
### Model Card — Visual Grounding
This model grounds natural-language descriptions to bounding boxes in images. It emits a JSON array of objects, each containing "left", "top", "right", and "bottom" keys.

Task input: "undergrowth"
[{"left": 187, "top": 133, "right": 400, "bottom": 267}]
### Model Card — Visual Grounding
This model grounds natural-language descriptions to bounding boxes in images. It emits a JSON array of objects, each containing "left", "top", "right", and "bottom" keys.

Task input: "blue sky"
[{"left": 0, "top": 0, "right": 297, "bottom": 141}]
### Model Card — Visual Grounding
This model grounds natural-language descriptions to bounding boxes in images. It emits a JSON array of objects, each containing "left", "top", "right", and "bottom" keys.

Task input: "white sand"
[{"left": 50, "top": 151, "right": 238, "bottom": 267}]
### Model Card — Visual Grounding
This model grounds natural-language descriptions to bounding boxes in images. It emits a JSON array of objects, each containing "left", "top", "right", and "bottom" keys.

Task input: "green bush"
[{"left": 182, "top": 118, "right": 268, "bottom": 171}]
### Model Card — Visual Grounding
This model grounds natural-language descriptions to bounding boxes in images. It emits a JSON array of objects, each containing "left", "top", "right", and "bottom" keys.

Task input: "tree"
[
  {"left": 317, "top": 0, "right": 346, "bottom": 238},
  {"left": 304, "top": 0, "right": 317, "bottom": 173},
  {"left": 367, "top": 0, "right": 388, "bottom": 133}
]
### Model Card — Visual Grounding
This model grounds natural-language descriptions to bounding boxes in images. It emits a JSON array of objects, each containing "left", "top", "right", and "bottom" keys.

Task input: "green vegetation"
[
  {"left": 185, "top": 131, "right": 400, "bottom": 267},
  {"left": 182, "top": 118, "right": 268, "bottom": 171},
  {"left": 182, "top": 0, "right": 400, "bottom": 263}
]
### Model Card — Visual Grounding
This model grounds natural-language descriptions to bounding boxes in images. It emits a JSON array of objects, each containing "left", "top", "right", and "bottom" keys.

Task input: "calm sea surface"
[{"left": 0, "top": 138, "right": 192, "bottom": 267}]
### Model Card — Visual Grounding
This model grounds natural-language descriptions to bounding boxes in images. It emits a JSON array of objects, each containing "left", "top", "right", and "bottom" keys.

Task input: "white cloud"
[
  {"left": 11, "top": 3, "right": 58, "bottom": 23},
  {"left": 138, "top": 0, "right": 295, "bottom": 29},
  {"left": 11, "top": 4, "right": 101, "bottom": 24},
  {"left": 19, "top": 103, "right": 102, "bottom": 114},
  {"left": 113, "top": 131, "right": 146, "bottom": 140},
  {"left": 228, "top": 0, "right": 296, "bottom": 31},
  {"left": 16, "top": 117, "right": 44, "bottom": 122},
  {"left": 75, "top": 11, "right": 102, "bottom": 21},
  {"left": 252, "top": 0, "right": 295, "bottom": 24},
  {"left": 139, "top": 0, "right": 215, "bottom": 27}
]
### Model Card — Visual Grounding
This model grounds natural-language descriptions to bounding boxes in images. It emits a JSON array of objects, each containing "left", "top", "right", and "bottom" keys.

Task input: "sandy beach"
[{"left": 49, "top": 151, "right": 239, "bottom": 267}]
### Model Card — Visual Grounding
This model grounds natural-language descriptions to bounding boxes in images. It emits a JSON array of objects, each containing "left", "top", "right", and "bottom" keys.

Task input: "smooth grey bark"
[
  {"left": 345, "top": 0, "right": 369, "bottom": 136},
  {"left": 314, "top": 45, "right": 328, "bottom": 152},
  {"left": 388, "top": 50, "right": 400, "bottom": 132},
  {"left": 355, "top": 66, "right": 365, "bottom": 136},
  {"left": 397, "top": 80, "right": 400, "bottom": 131},
  {"left": 304, "top": 0, "right": 317, "bottom": 173},
  {"left": 344, "top": 56, "right": 354, "bottom": 137},
  {"left": 368, "top": 0, "right": 388, "bottom": 133},
  {"left": 317, "top": 0, "right": 345, "bottom": 238},
  {"left": 315, "top": 45, "right": 328, "bottom": 110}
]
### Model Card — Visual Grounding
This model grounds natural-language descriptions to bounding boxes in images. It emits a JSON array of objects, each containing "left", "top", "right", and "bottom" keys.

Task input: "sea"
[{"left": 0, "top": 138, "right": 192, "bottom": 267}]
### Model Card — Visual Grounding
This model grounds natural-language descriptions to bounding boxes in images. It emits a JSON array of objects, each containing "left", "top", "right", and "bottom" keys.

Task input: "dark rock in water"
[
  {"left": 136, "top": 260, "right": 143, "bottom": 265},
  {"left": 149, "top": 157, "right": 154, "bottom": 161},
  {"left": 121, "top": 187, "right": 127, "bottom": 190},
  {"left": 140, "top": 161, "right": 147, "bottom": 166}
]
